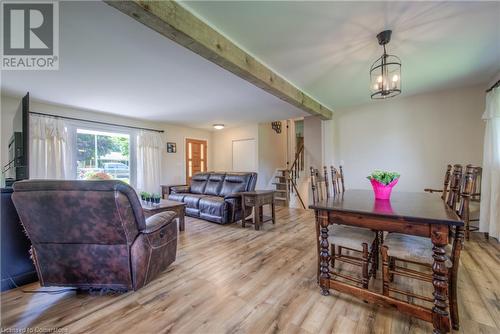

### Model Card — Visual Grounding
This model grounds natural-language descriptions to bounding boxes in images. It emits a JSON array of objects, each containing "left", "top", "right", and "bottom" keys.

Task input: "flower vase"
[{"left": 370, "top": 178, "right": 399, "bottom": 200}]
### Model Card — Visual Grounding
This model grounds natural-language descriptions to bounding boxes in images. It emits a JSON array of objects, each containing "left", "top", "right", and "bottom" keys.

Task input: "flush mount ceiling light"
[
  {"left": 370, "top": 30, "right": 402, "bottom": 100},
  {"left": 213, "top": 124, "right": 225, "bottom": 130}
]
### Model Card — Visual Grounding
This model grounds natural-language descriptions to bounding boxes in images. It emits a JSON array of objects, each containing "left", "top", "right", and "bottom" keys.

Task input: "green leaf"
[{"left": 367, "top": 170, "right": 400, "bottom": 185}]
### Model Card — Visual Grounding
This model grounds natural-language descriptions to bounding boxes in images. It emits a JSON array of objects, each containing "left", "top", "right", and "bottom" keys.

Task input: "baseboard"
[{"left": 1, "top": 271, "right": 38, "bottom": 292}]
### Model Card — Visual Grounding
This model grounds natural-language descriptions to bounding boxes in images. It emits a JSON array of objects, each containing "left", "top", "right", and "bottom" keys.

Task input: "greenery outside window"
[{"left": 76, "top": 129, "right": 131, "bottom": 183}]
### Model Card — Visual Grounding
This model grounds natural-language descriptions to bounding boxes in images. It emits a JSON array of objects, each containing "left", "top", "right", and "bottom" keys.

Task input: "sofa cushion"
[
  {"left": 183, "top": 194, "right": 207, "bottom": 209},
  {"left": 190, "top": 173, "right": 209, "bottom": 194},
  {"left": 204, "top": 173, "right": 226, "bottom": 196},
  {"left": 220, "top": 173, "right": 252, "bottom": 197},
  {"left": 199, "top": 196, "right": 228, "bottom": 218},
  {"left": 168, "top": 193, "right": 186, "bottom": 202},
  {"left": 185, "top": 207, "right": 200, "bottom": 217}
]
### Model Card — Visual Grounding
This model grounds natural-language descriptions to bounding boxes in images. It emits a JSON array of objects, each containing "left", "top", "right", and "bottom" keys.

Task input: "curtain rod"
[
  {"left": 486, "top": 79, "right": 500, "bottom": 93},
  {"left": 29, "top": 112, "right": 164, "bottom": 133}
]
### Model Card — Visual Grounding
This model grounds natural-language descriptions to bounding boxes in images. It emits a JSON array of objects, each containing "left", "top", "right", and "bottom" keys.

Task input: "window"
[{"left": 76, "top": 128, "right": 131, "bottom": 183}]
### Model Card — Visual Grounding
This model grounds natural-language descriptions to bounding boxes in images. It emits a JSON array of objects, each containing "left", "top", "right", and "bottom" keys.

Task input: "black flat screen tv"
[{"left": 5, "top": 93, "right": 29, "bottom": 185}]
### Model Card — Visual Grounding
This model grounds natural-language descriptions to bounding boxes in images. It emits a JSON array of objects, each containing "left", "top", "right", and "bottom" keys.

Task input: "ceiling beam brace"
[{"left": 104, "top": 0, "right": 333, "bottom": 120}]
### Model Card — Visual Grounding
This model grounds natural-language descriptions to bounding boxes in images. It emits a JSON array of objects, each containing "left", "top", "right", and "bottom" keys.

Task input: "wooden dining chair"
[
  {"left": 380, "top": 164, "right": 471, "bottom": 330},
  {"left": 464, "top": 165, "right": 482, "bottom": 240},
  {"left": 426, "top": 164, "right": 483, "bottom": 240},
  {"left": 424, "top": 164, "right": 452, "bottom": 200},
  {"left": 311, "top": 166, "right": 378, "bottom": 289},
  {"left": 330, "top": 166, "right": 345, "bottom": 196}
]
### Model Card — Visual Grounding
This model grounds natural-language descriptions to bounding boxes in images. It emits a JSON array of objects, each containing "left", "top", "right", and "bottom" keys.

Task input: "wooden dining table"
[{"left": 309, "top": 190, "right": 463, "bottom": 334}]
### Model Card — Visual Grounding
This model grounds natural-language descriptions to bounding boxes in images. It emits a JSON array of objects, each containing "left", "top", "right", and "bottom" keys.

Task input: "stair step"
[
  {"left": 275, "top": 197, "right": 288, "bottom": 201},
  {"left": 275, "top": 189, "right": 287, "bottom": 193},
  {"left": 272, "top": 182, "right": 287, "bottom": 185}
]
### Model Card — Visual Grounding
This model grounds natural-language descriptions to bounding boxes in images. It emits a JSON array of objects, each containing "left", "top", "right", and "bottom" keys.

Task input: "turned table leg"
[
  {"left": 431, "top": 225, "right": 451, "bottom": 334},
  {"left": 178, "top": 207, "right": 185, "bottom": 232},
  {"left": 315, "top": 210, "right": 320, "bottom": 283},
  {"left": 254, "top": 205, "right": 261, "bottom": 231},
  {"left": 318, "top": 212, "right": 331, "bottom": 296},
  {"left": 271, "top": 201, "right": 276, "bottom": 224},
  {"left": 241, "top": 197, "right": 247, "bottom": 228}
]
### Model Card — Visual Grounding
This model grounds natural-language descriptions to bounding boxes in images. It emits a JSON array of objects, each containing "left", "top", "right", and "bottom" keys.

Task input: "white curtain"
[
  {"left": 30, "top": 114, "right": 72, "bottom": 179},
  {"left": 136, "top": 130, "right": 164, "bottom": 194},
  {"left": 480, "top": 86, "right": 500, "bottom": 240}
]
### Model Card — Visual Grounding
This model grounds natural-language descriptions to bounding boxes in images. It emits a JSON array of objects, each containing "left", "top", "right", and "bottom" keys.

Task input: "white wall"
[
  {"left": 258, "top": 121, "right": 287, "bottom": 189},
  {"left": 0, "top": 94, "right": 213, "bottom": 186},
  {"left": 303, "top": 116, "right": 323, "bottom": 171},
  {"left": 322, "top": 119, "right": 335, "bottom": 168},
  {"left": 333, "top": 85, "right": 485, "bottom": 192},
  {"left": 211, "top": 122, "right": 287, "bottom": 189},
  {"left": 212, "top": 123, "right": 259, "bottom": 173}
]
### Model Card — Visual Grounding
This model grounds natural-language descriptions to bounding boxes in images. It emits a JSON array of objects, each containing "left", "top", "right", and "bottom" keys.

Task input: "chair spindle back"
[
  {"left": 457, "top": 165, "right": 476, "bottom": 221},
  {"left": 441, "top": 164, "right": 452, "bottom": 200},
  {"left": 446, "top": 164, "right": 463, "bottom": 211},
  {"left": 310, "top": 165, "right": 345, "bottom": 204}
]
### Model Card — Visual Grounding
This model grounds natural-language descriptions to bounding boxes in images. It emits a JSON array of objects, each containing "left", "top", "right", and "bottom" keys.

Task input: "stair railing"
[
  {"left": 288, "top": 145, "right": 306, "bottom": 209},
  {"left": 289, "top": 145, "right": 304, "bottom": 188}
]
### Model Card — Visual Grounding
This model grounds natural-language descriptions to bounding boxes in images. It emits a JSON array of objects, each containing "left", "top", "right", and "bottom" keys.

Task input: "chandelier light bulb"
[{"left": 392, "top": 74, "right": 399, "bottom": 82}]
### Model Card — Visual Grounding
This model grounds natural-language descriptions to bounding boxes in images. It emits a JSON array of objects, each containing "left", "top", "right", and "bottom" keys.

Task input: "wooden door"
[{"left": 186, "top": 139, "right": 207, "bottom": 184}]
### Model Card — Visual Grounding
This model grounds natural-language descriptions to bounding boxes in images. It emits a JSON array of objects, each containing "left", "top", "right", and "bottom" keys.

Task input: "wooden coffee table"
[{"left": 142, "top": 199, "right": 186, "bottom": 231}]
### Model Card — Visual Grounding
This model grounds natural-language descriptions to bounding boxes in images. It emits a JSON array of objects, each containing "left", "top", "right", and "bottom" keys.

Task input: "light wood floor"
[{"left": 1, "top": 207, "right": 499, "bottom": 334}]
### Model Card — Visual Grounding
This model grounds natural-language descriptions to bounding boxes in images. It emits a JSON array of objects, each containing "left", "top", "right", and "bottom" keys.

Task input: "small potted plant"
[
  {"left": 367, "top": 170, "right": 400, "bottom": 200},
  {"left": 143, "top": 192, "right": 151, "bottom": 205},
  {"left": 152, "top": 193, "right": 161, "bottom": 205},
  {"left": 140, "top": 191, "right": 148, "bottom": 204}
]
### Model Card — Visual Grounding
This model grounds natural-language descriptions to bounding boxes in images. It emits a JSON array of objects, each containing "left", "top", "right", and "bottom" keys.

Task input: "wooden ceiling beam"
[{"left": 104, "top": 0, "right": 333, "bottom": 120}]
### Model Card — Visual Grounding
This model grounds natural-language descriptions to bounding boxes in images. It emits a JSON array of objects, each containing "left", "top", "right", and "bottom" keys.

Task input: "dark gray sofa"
[{"left": 168, "top": 172, "right": 257, "bottom": 224}]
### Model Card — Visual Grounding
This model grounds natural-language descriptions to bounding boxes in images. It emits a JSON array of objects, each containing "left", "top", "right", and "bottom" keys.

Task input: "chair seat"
[
  {"left": 384, "top": 233, "right": 453, "bottom": 268},
  {"left": 327, "top": 225, "right": 377, "bottom": 251}
]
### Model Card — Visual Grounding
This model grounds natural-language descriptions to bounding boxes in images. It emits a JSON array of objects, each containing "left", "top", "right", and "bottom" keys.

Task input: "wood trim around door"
[{"left": 185, "top": 138, "right": 208, "bottom": 184}]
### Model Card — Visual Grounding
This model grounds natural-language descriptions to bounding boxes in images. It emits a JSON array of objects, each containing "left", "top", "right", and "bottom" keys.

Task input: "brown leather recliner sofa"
[
  {"left": 169, "top": 172, "right": 257, "bottom": 224},
  {"left": 11, "top": 180, "right": 177, "bottom": 291}
]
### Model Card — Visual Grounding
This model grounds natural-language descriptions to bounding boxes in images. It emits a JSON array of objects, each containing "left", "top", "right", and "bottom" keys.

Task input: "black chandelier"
[{"left": 370, "top": 30, "right": 401, "bottom": 99}]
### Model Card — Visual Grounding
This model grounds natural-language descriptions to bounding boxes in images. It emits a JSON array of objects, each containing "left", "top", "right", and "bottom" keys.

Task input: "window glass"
[{"left": 76, "top": 129, "right": 130, "bottom": 183}]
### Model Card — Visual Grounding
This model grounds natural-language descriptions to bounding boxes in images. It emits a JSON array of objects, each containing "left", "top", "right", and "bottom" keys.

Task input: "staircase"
[
  {"left": 272, "top": 145, "right": 306, "bottom": 209},
  {"left": 273, "top": 169, "right": 290, "bottom": 206}
]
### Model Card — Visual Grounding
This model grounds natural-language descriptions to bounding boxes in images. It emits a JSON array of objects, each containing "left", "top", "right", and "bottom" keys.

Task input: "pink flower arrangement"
[{"left": 367, "top": 170, "right": 400, "bottom": 200}]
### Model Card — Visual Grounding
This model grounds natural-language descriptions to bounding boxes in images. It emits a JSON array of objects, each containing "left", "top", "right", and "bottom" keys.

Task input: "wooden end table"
[
  {"left": 161, "top": 184, "right": 187, "bottom": 199},
  {"left": 241, "top": 190, "right": 276, "bottom": 230},
  {"left": 142, "top": 199, "right": 186, "bottom": 231}
]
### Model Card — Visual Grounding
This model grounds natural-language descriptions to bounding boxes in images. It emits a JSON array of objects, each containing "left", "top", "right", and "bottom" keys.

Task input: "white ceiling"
[
  {"left": 3, "top": 2, "right": 498, "bottom": 124},
  {"left": 184, "top": 1, "right": 500, "bottom": 109},
  {"left": 0, "top": 1, "right": 306, "bottom": 129}
]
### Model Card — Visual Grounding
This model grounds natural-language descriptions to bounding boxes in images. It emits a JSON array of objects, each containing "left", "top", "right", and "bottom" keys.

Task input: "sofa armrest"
[
  {"left": 142, "top": 211, "right": 177, "bottom": 234},
  {"left": 171, "top": 185, "right": 190, "bottom": 194}
]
